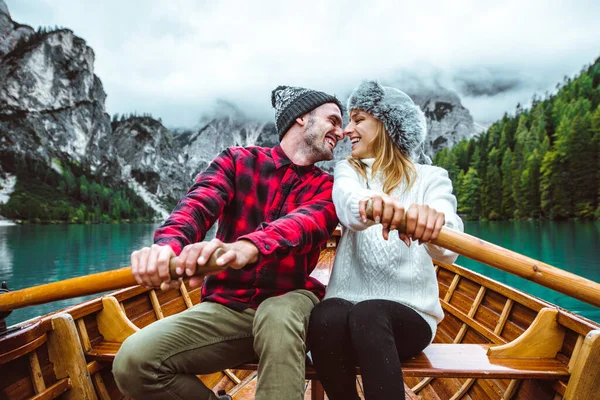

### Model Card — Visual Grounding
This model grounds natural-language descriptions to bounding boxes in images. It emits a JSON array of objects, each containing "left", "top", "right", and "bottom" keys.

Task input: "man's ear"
[{"left": 296, "top": 114, "right": 308, "bottom": 127}]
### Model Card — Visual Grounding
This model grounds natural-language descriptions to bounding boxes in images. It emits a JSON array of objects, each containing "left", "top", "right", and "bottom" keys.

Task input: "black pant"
[{"left": 307, "top": 298, "right": 433, "bottom": 400}]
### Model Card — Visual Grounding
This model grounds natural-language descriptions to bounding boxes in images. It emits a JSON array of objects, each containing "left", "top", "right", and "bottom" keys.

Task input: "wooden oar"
[
  {"left": 364, "top": 204, "right": 600, "bottom": 308},
  {"left": 0, "top": 249, "right": 226, "bottom": 313}
]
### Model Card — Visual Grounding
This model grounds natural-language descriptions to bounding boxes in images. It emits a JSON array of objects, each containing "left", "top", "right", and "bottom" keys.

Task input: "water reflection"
[
  {"left": 0, "top": 226, "right": 14, "bottom": 280},
  {"left": 1, "top": 223, "right": 160, "bottom": 326},
  {"left": 459, "top": 220, "right": 600, "bottom": 323}
]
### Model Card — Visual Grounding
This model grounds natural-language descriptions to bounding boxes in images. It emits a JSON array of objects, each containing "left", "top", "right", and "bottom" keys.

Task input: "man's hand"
[
  {"left": 131, "top": 244, "right": 176, "bottom": 290},
  {"left": 177, "top": 238, "right": 259, "bottom": 288}
]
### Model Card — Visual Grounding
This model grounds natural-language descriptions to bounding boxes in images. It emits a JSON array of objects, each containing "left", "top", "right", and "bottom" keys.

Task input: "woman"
[{"left": 307, "top": 81, "right": 464, "bottom": 399}]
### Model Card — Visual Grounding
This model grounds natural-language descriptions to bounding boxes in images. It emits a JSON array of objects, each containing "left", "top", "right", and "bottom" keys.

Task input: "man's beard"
[{"left": 302, "top": 116, "right": 333, "bottom": 161}]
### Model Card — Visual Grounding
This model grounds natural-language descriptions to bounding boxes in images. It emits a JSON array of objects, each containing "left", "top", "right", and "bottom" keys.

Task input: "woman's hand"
[
  {"left": 404, "top": 204, "right": 445, "bottom": 245},
  {"left": 359, "top": 193, "right": 407, "bottom": 243}
]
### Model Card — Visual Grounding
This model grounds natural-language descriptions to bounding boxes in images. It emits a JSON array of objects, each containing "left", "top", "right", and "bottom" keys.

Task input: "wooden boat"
[{"left": 1, "top": 225, "right": 599, "bottom": 400}]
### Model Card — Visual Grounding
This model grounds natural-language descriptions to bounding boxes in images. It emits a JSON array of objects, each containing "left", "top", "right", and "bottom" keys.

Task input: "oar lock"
[{"left": 0, "top": 281, "right": 14, "bottom": 336}]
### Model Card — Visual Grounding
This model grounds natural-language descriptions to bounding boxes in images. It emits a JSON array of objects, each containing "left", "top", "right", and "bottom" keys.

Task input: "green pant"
[{"left": 113, "top": 289, "right": 319, "bottom": 400}]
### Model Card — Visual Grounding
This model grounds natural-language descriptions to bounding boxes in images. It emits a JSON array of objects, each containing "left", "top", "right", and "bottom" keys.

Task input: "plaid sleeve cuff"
[
  {"left": 154, "top": 238, "right": 184, "bottom": 256},
  {"left": 238, "top": 230, "right": 280, "bottom": 262}
]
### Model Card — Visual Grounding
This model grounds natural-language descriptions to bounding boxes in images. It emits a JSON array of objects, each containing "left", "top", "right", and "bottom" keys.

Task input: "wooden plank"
[
  {"left": 441, "top": 300, "right": 506, "bottom": 344},
  {"left": 449, "top": 378, "right": 475, "bottom": 400},
  {"left": 439, "top": 263, "right": 547, "bottom": 313},
  {"left": 47, "top": 313, "right": 98, "bottom": 400},
  {"left": 86, "top": 341, "right": 121, "bottom": 362},
  {"left": 87, "top": 361, "right": 104, "bottom": 376},
  {"left": 433, "top": 376, "right": 469, "bottom": 400},
  {"left": 476, "top": 289, "right": 507, "bottom": 330},
  {"left": 196, "top": 371, "right": 226, "bottom": 391},
  {"left": 564, "top": 329, "right": 600, "bottom": 398},
  {"left": 160, "top": 296, "right": 188, "bottom": 317},
  {"left": 488, "top": 308, "right": 566, "bottom": 358},
  {"left": 402, "top": 344, "right": 570, "bottom": 379},
  {"left": 236, "top": 344, "right": 569, "bottom": 379},
  {"left": 28, "top": 350, "right": 46, "bottom": 394},
  {"left": 438, "top": 312, "right": 465, "bottom": 343},
  {"left": 30, "top": 378, "right": 71, "bottom": 400},
  {"left": 557, "top": 311, "right": 599, "bottom": 337},
  {"left": 453, "top": 287, "right": 487, "bottom": 344},
  {"left": 0, "top": 333, "right": 47, "bottom": 365},
  {"left": 0, "top": 320, "right": 43, "bottom": 355}
]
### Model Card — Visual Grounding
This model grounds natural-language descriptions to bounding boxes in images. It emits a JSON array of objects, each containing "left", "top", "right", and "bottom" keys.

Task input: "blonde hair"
[{"left": 348, "top": 119, "right": 416, "bottom": 194}]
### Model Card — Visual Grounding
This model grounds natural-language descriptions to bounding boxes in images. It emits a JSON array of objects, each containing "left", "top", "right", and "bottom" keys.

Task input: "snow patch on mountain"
[
  {"left": 127, "top": 178, "right": 169, "bottom": 221},
  {"left": 0, "top": 173, "right": 16, "bottom": 203},
  {"left": 51, "top": 159, "right": 62, "bottom": 174}
]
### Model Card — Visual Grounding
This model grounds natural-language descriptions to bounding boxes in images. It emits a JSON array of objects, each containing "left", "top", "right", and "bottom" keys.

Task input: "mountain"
[
  {"left": 0, "top": 0, "right": 479, "bottom": 223},
  {"left": 411, "top": 88, "right": 476, "bottom": 155},
  {"left": 0, "top": 0, "right": 33, "bottom": 58}
]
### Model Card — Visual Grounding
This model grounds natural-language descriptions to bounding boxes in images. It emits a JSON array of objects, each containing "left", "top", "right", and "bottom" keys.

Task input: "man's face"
[{"left": 302, "top": 103, "right": 344, "bottom": 162}]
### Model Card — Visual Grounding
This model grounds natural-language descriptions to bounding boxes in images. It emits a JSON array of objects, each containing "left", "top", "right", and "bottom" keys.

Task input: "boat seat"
[
  {"left": 86, "top": 340, "right": 569, "bottom": 380},
  {"left": 87, "top": 300, "right": 570, "bottom": 381}
]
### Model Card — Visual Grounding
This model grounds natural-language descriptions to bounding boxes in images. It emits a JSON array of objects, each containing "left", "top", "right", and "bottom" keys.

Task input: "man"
[{"left": 113, "top": 85, "right": 344, "bottom": 400}]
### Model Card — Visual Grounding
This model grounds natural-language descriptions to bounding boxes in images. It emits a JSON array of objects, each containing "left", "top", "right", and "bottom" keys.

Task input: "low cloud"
[{"left": 7, "top": 0, "right": 600, "bottom": 126}]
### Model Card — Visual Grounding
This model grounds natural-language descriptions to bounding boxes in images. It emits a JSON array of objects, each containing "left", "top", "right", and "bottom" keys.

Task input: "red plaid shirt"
[{"left": 154, "top": 145, "right": 338, "bottom": 310}]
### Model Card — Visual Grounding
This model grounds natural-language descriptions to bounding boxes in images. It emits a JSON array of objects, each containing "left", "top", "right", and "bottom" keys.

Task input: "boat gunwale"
[{"left": 439, "top": 261, "right": 600, "bottom": 334}]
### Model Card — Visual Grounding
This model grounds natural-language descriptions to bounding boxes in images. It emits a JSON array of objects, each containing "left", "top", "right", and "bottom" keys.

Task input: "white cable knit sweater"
[{"left": 325, "top": 159, "right": 464, "bottom": 338}]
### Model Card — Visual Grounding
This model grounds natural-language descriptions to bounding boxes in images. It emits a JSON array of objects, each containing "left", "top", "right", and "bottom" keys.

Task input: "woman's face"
[{"left": 344, "top": 110, "right": 379, "bottom": 158}]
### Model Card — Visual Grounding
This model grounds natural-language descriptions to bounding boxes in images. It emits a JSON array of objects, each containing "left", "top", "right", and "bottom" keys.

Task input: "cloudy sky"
[{"left": 6, "top": 0, "right": 600, "bottom": 128}]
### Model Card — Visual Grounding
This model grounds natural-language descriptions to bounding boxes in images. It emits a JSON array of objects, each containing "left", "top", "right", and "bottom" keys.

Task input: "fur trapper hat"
[{"left": 347, "top": 81, "right": 430, "bottom": 164}]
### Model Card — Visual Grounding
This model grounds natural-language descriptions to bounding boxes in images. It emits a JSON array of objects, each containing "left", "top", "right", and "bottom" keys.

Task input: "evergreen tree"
[
  {"left": 483, "top": 147, "right": 502, "bottom": 220},
  {"left": 501, "top": 149, "right": 515, "bottom": 218},
  {"left": 457, "top": 167, "right": 481, "bottom": 219}
]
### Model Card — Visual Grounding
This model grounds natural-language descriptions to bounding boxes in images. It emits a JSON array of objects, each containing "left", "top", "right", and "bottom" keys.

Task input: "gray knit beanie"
[
  {"left": 271, "top": 85, "right": 343, "bottom": 140},
  {"left": 347, "top": 81, "right": 431, "bottom": 164}
]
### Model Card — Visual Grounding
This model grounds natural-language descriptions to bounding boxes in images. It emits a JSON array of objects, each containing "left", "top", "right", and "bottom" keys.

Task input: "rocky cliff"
[{"left": 0, "top": 0, "right": 479, "bottom": 220}]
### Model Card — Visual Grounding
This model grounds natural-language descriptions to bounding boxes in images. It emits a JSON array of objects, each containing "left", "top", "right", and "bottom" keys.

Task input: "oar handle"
[
  {"left": 168, "top": 248, "right": 227, "bottom": 279},
  {"left": 365, "top": 201, "right": 600, "bottom": 308},
  {"left": 0, "top": 249, "right": 228, "bottom": 313}
]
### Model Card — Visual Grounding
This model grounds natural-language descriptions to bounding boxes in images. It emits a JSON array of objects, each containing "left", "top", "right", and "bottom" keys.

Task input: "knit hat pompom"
[
  {"left": 271, "top": 85, "right": 288, "bottom": 108},
  {"left": 347, "top": 81, "right": 430, "bottom": 164},
  {"left": 271, "top": 85, "right": 343, "bottom": 140}
]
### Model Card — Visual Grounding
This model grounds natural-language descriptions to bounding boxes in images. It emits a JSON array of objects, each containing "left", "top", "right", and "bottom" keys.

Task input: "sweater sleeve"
[
  {"left": 333, "top": 160, "right": 378, "bottom": 231},
  {"left": 420, "top": 166, "right": 464, "bottom": 263}
]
